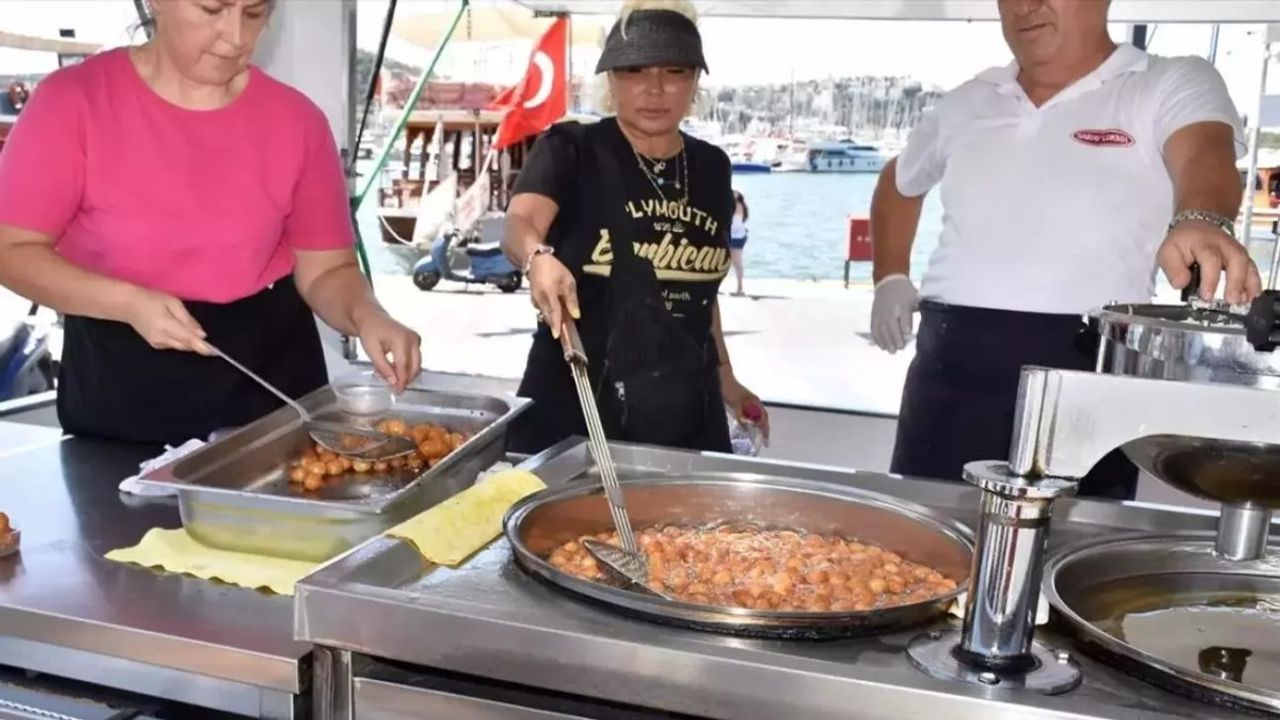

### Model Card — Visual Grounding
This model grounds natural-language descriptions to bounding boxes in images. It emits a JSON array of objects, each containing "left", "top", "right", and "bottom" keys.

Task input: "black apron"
[
  {"left": 57, "top": 276, "right": 328, "bottom": 445},
  {"left": 507, "top": 122, "right": 730, "bottom": 455},
  {"left": 890, "top": 300, "right": 1138, "bottom": 500}
]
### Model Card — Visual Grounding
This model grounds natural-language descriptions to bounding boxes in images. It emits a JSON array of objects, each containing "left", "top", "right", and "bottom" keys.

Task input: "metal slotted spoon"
[
  {"left": 208, "top": 343, "right": 417, "bottom": 461},
  {"left": 557, "top": 315, "right": 658, "bottom": 595}
]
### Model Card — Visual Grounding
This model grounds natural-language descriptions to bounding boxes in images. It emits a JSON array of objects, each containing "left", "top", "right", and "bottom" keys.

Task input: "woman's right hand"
[
  {"left": 528, "top": 254, "right": 580, "bottom": 339},
  {"left": 124, "top": 287, "right": 214, "bottom": 355}
]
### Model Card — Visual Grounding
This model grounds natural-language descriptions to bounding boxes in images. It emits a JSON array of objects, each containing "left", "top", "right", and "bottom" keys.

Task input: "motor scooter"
[
  {"left": 411, "top": 219, "right": 523, "bottom": 294},
  {"left": 0, "top": 307, "right": 55, "bottom": 402}
]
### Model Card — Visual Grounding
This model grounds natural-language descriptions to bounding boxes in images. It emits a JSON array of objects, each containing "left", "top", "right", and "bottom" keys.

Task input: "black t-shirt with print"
[
  {"left": 514, "top": 117, "right": 734, "bottom": 338},
  {"left": 507, "top": 117, "right": 735, "bottom": 453}
]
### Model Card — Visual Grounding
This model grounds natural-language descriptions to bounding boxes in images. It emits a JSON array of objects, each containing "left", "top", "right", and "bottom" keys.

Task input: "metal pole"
[
  {"left": 565, "top": 13, "right": 574, "bottom": 113},
  {"left": 344, "top": 0, "right": 359, "bottom": 186},
  {"left": 1250, "top": 42, "right": 1277, "bottom": 286},
  {"left": 346, "top": 0, "right": 467, "bottom": 299},
  {"left": 342, "top": 0, "right": 362, "bottom": 361},
  {"left": 350, "top": 0, "right": 399, "bottom": 180},
  {"left": 1208, "top": 24, "right": 1221, "bottom": 64},
  {"left": 354, "top": 0, "right": 470, "bottom": 206}
]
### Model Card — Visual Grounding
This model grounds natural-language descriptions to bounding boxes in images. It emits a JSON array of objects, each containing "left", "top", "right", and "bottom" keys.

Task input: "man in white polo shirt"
[{"left": 869, "top": 0, "right": 1260, "bottom": 499}]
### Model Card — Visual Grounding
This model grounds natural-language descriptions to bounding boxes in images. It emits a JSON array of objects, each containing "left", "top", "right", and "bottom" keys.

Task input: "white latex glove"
[{"left": 870, "top": 274, "right": 918, "bottom": 353}]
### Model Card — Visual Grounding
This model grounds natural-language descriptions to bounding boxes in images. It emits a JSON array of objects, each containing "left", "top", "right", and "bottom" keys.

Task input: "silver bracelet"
[
  {"left": 1167, "top": 209, "right": 1236, "bottom": 240},
  {"left": 522, "top": 245, "right": 555, "bottom": 276}
]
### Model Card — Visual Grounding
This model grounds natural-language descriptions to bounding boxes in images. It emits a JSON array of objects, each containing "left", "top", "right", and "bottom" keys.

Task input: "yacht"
[
  {"left": 807, "top": 140, "right": 889, "bottom": 173},
  {"left": 680, "top": 118, "right": 723, "bottom": 143},
  {"left": 717, "top": 135, "right": 774, "bottom": 174},
  {"left": 773, "top": 138, "right": 811, "bottom": 173}
]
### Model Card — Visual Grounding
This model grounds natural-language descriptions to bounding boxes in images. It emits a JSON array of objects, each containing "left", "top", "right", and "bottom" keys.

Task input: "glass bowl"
[{"left": 333, "top": 370, "right": 395, "bottom": 416}]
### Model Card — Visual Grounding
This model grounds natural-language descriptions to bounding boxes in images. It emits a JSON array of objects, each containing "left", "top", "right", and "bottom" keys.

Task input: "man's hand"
[
  {"left": 1158, "top": 219, "right": 1261, "bottom": 304},
  {"left": 870, "top": 274, "right": 918, "bottom": 353}
]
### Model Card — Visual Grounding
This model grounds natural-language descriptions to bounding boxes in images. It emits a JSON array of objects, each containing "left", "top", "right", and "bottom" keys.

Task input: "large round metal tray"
[
  {"left": 503, "top": 473, "right": 973, "bottom": 640},
  {"left": 1045, "top": 533, "right": 1280, "bottom": 715}
]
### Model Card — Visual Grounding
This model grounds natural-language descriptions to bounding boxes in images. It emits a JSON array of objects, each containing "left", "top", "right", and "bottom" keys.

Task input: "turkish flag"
[
  {"left": 491, "top": 18, "right": 568, "bottom": 150},
  {"left": 490, "top": 82, "right": 517, "bottom": 111}
]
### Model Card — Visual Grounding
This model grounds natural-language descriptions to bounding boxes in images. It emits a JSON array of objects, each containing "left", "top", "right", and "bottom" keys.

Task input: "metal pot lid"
[
  {"left": 1093, "top": 301, "right": 1280, "bottom": 379},
  {"left": 1093, "top": 303, "right": 1248, "bottom": 334},
  {"left": 1044, "top": 533, "right": 1280, "bottom": 715}
]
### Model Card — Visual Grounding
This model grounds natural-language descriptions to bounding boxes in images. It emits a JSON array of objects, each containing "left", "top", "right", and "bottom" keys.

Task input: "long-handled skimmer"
[
  {"left": 557, "top": 316, "right": 666, "bottom": 596},
  {"left": 208, "top": 343, "right": 417, "bottom": 461}
]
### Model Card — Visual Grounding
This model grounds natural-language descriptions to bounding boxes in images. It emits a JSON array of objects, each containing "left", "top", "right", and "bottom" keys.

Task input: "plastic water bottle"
[{"left": 727, "top": 402, "right": 766, "bottom": 456}]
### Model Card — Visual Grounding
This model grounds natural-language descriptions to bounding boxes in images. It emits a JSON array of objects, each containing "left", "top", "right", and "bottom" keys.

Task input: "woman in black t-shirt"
[{"left": 502, "top": 3, "right": 769, "bottom": 455}]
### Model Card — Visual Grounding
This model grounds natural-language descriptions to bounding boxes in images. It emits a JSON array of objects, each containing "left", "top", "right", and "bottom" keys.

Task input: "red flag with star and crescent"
[{"left": 490, "top": 18, "right": 568, "bottom": 150}]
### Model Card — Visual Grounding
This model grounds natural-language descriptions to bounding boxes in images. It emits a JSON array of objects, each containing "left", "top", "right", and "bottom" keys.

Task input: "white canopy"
[
  {"left": 0, "top": 31, "right": 101, "bottom": 55},
  {"left": 394, "top": 4, "right": 609, "bottom": 47},
  {"left": 514, "top": 1, "right": 1280, "bottom": 23}
]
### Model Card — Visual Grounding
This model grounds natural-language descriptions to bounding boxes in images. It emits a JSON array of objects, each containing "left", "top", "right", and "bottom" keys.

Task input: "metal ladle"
[{"left": 207, "top": 343, "right": 417, "bottom": 461}]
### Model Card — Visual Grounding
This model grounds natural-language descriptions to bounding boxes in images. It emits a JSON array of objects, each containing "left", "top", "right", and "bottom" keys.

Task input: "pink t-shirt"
[{"left": 0, "top": 48, "right": 353, "bottom": 303}]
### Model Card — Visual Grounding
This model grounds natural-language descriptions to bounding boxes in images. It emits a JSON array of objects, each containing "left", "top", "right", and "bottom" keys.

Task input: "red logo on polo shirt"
[{"left": 1071, "top": 128, "right": 1135, "bottom": 147}]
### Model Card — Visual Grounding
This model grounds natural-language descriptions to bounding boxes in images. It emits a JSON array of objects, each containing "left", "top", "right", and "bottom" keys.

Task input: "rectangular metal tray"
[{"left": 139, "top": 378, "right": 531, "bottom": 561}]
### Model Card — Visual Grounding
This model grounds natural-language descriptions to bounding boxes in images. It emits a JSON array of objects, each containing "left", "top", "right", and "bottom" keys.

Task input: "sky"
[{"left": 1, "top": 0, "right": 1275, "bottom": 109}]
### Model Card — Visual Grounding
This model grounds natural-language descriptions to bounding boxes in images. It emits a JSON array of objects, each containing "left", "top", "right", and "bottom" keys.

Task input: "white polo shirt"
[{"left": 897, "top": 44, "right": 1246, "bottom": 315}]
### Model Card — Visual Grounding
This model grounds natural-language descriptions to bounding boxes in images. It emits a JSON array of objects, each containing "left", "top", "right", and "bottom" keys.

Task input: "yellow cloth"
[
  {"left": 106, "top": 469, "right": 547, "bottom": 592},
  {"left": 387, "top": 468, "right": 546, "bottom": 566},
  {"left": 105, "top": 528, "right": 317, "bottom": 596}
]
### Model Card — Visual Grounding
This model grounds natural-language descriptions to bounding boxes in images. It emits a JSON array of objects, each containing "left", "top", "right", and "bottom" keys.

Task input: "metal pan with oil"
[{"left": 1045, "top": 533, "right": 1280, "bottom": 715}]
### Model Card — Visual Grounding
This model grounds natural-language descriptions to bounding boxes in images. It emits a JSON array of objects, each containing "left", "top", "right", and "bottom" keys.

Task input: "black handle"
[
  {"left": 1183, "top": 260, "right": 1280, "bottom": 352},
  {"left": 1181, "top": 262, "right": 1202, "bottom": 303},
  {"left": 1245, "top": 290, "right": 1280, "bottom": 352}
]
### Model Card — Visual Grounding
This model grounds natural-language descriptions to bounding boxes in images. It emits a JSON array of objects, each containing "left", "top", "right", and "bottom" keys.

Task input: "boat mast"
[{"left": 789, "top": 67, "right": 795, "bottom": 139}]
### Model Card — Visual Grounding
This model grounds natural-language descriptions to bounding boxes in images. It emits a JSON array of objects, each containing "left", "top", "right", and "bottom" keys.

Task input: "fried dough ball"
[
  {"left": 290, "top": 419, "right": 468, "bottom": 491},
  {"left": 376, "top": 418, "right": 410, "bottom": 437},
  {"left": 549, "top": 526, "right": 958, "bottom": 612}
]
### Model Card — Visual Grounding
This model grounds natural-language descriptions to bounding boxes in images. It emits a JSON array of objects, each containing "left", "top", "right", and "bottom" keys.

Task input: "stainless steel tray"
[
  {"left": 504, "top": 474, "right": 973, "bottom": 639},
  {"left": 1044, "top": 533, "right": 1280, "bottom": 716},
  {"left": 295, "top": 439, "right": 1252, "bottom": 720},
  {"left": 140, "top": 380, "right": 530, "bottom": 561}
]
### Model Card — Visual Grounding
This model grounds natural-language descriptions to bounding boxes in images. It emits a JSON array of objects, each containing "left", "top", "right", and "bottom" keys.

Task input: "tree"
[{"left": 354, "top": 48, "right": 423, "bottom": 104}]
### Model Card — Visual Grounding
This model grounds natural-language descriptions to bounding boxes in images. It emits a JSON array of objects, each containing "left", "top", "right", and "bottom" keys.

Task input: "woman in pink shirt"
[{"left": 0, "top": 0, "right": 421, "bottom": 444}]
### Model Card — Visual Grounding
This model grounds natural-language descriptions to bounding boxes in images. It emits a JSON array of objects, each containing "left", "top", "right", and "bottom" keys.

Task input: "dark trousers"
[{"left": 890, "top": 300, "right": 1138, "bottom": 500}]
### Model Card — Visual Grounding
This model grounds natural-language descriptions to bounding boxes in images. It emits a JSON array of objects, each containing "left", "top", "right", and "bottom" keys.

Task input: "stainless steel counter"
[
  {"left": 296, "top": 439, "right": 1251, "bottom": 720},
  {"left": 0, "top": 420, "right": 62, "bottom": 460},
  {"left": 0, "top": 433, "right": 309, "bottom": 719}
]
